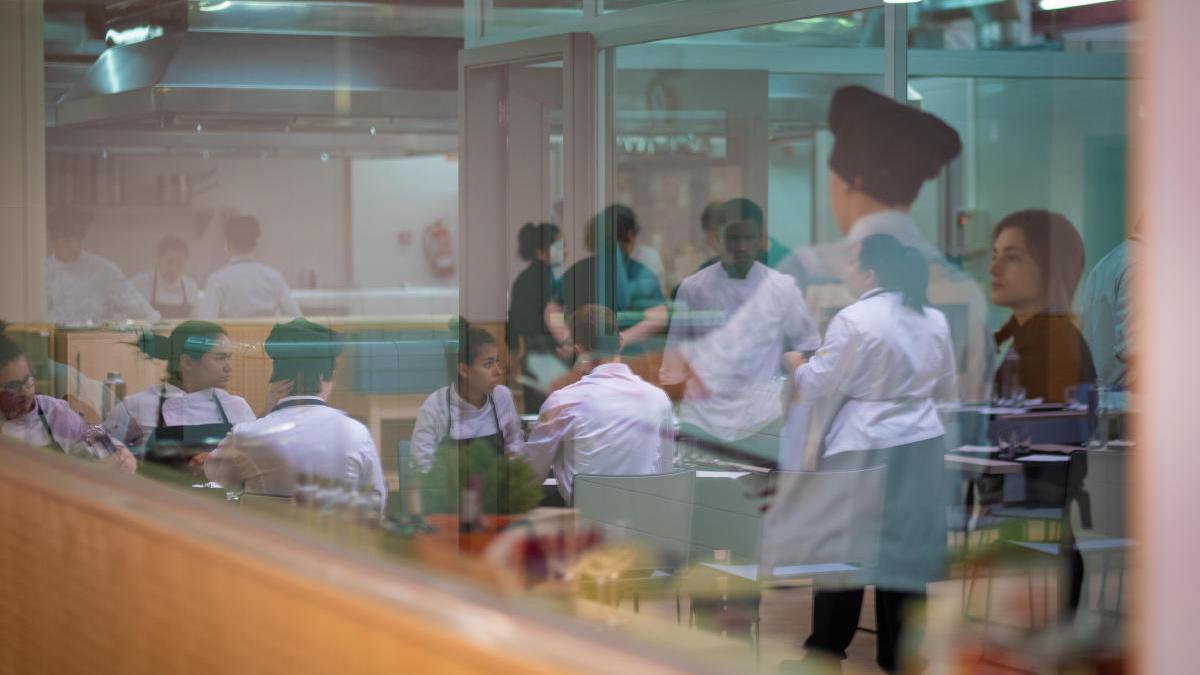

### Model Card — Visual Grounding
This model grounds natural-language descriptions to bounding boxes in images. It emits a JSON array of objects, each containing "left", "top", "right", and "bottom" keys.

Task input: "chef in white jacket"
[
  {"left": 522, "top": 305, "right": 675, "bottom": 503},
  {"left": 661, "top": 197, "right": 820, "bottom": 462},
  {"left": 2, "top": 324, "right": 136, "bottom": 472},
  {"left": 196, "top": 215, "right": 301, "bottom": 320},
  {"left": 105, "top": 321, "right": 256, "bottom": 469},
  {"left": 778, "top": 86, "right": 968, "bottom": 675},
  {"left": 204, "top": 319, "right": 385, "bottom": 511},
  {"left": 45, "top": 207, "right": 160, "bottom": 325}
]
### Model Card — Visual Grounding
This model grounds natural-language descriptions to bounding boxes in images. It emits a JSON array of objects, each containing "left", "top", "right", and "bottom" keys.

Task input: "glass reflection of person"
[
  {"left": 521, "top": 305, "right": 675, "bottom": 503},
  {"left": 661, "top": 198, "right": 820, "bottom": 461},
  {"left": 45, "top": 206, "right": 160, "bottom": 325},
  {"left": 990, "top": 210, "right": 1096, "bottom": 403},
  {"left": 204, "top": 319, "right": 385, "bottom": 510},
  {"left": 783, "top": 234, "right": 957, "bottom": 674},
  {"left": 506, "top": 222, "right": 564, "bottom": 414},
  {"left": 547, "top": 205, "right": 667, "bottom": 359},
  {"left": 778, "top": 86, "right": 991, "bottom": 403},
  {"left": 1, "top": 322, "right": 137, "bottom": 473},
  {"left": 410, "top": 321, "right": 523, "bottom": 474},
  {"left": 196, "top": 215, "right": 301, "bottom": 319},
  {"left": 104, "top": 321, "right": 256, "bottom": 471},
  {"left": 1078, "top": 217, "right": 1139, "bottom": 389},
  {"left": 131, "top": 235, "right": 200, "bottom": 319}
]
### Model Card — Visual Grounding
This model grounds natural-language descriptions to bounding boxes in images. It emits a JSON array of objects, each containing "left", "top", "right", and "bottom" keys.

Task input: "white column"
[
  {"left": 0, "top": 0, "right": 45, "bottom": 323},
  {"left": 1137, "top": 0, "right": 1200, "bottom": 672}
]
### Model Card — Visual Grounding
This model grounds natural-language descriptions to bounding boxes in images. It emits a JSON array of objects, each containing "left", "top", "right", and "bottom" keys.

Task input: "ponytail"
[{"left": 858, "top": 234, "right": 929, "bottom": 311}]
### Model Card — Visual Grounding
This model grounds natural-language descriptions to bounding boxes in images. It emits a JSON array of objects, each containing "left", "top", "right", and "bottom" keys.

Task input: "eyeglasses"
[{"left": 0, "top": 375, "right": 35, "bottom": 394}]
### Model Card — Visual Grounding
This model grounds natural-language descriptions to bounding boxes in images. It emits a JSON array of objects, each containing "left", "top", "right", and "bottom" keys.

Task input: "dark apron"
[
  {"left": 35, "top": 400, "right": 64, "bottom": 453},
  {"left": 150, "top": 272, "right": 192, "bottom": 319},
  {"left": 432, "top": 387, "right": 509, "bottom": 514},
  {"left": 143, "top": 386, "right": 233, "bottom": 466}
]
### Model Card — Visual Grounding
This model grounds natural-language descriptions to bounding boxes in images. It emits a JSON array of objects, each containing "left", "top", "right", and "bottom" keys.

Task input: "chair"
[
  {"left": 573, "top": 470, "right": 697, "bottom": 620},
  {"left": 698, "top": 465, "right": 888, "bottom": 660}
]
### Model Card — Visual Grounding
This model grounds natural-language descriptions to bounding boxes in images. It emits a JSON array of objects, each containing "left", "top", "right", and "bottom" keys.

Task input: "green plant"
[{"left": 422, "top": 438, "right": 543, "bottom": 515}]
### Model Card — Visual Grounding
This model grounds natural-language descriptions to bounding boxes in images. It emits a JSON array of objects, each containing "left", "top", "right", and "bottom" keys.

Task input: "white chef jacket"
[
  {"left": 46, "top": 252, "right": 160, "bottom": 325},
  {"left": 104, "top": 383, "right": 257, "bottom": 447},
  {"left": 195, "top": 256, "right": 301, "bottom": 319},
  {"left": 794, "top": 288, "right": 958, "bottom": 458},
  {"left": 204, "top": 396, "right": 386, "bottom": 510},
  {"left": 130, "top": 270, "right": 200, "bottom": 312},
  {"left": 522, "top": 362, "right": 675, "bottom": 502},
  {"left": 2, "top": 395, "right": 91, "bottom": 452},
  {"left": 410, "top": 384, "right": 523, "bottom": 473},
  {"left": 662, "top": 261, "right": 820, "bottom": 441}
]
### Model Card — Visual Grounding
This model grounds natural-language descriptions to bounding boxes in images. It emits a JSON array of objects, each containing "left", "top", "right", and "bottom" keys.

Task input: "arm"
[
  {"left": 109, "top": 275, "right": 161, "bottom": 321},
  {"left": 659, "top": 289, "right": 691, "bottom": 401},
  {"left": 520, "top": 398, "right": 571, "bottom": 482},
  {"left": 781, "top": 282, "right": 822, "bottom": 353},
  {"left": 619, "top": 303, "right": 668, "bottom": 350},
  {"left": 495, "top": 387, "right": 524, "bottom": 457},
  {"left": 793, "top": 313, "right": 857, "bottom": 400},
  {"left": 203, "top": 437, "right": 246, "bottom": 489},
  {"left": 409, "top": 393, "right": 445, "bottom": 473},
  {"left": 934, "top": 329, "right": 960, "bottom": 406},
  {"left": 544, "top": 300, "right": 571, "bottom": 353},
  {"left": 103, "top": 400, "right": 143, "bottom": 447},
  {"left": 347, "top": 428, "right": 387, "bottom": 513}
]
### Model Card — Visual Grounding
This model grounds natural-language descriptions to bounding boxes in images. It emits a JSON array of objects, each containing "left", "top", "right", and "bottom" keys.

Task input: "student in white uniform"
[
  {"left": 522, "top": 305, "right": 675, "bottom": 503},
  {"left": 45, "top": 207, "right": 160, "bottom": 325},
  {"left": 131, "top": 235, "right": 200, "bottom": 320},
  {"left": 661, "top": 197, "right": 820, "bottom": 462},
  {"left": 196, "top": 215, "right": 301, "bottom": 320},
  {"left": 410, "top": 321, "right": 522, "bottom": 473},
  {"left": 776, "top": 86, "right": 990, "bottom": 404},
  {"left": 205, "top": 319, "right": 386, "bottom": 511},
  {"left": 783, "top": 234, "right": 957, "bottom": 673},
  {"left": 1, "top": 323, "right": 137, "bottom": 472},
  {"left": 105, "top": 321, "right": 256, "bottom": 470}
]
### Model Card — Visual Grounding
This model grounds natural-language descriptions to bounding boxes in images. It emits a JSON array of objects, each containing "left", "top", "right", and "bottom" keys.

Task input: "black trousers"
[{"left": 804, "top": 587, "right": 921, "bottom": 673}]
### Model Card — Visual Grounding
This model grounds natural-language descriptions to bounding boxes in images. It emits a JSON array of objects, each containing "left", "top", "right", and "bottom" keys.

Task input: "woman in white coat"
[{"left": 784, "top": 234, "right": 957, "bottom": 673}]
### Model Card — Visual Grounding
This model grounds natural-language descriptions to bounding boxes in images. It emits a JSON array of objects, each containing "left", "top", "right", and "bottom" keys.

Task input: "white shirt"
[
  {"left": 410, "top": 384, "right": 522, "bottom": 473},
  {"left": 196, "top": 256, "right": 301, "bottom": 319},
  {"left": 795, "top": 289, "right": 958, "bottom": 457},
  {"left": 204, "top": 397, "right": 386, "bottom": 510},
  {"left": 130, "top": 270, "right": 200, "bottom": 312},
  {"left": 663, "top": 261, "right": 820, "bottom": 440},
  {"left": 2, "top": 395, "right": 91, "bottom": 452},
  {"left": 522, "top": 362, "right": 675, "bottom": 502},
  {"left": 46, "top": 252, "right": 160, "bottom": 325},
  {"left": 104, "top": 383, "right": 257, "bottom": 447},
  {"left": 1078, "top": 239, "right": 1137, "bottom": 387}
]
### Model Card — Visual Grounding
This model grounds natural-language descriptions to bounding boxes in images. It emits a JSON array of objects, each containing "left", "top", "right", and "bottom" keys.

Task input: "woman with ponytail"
[
  {"left": 781, "top": 234, "right": 958, "bottom": 671},
  {"left": 104, "top": 320, "right": 255, "bottom": 469}
]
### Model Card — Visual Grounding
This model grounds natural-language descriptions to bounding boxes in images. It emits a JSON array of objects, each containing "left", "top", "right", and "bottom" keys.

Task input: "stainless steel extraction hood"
[{"left": 54, "top": 31, "right": 461, "bottom": 128}]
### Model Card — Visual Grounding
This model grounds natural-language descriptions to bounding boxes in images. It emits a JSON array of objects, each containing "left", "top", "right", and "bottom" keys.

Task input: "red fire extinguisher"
[{"left": 422, "top": 219, "right": 455, "bottom": 278}]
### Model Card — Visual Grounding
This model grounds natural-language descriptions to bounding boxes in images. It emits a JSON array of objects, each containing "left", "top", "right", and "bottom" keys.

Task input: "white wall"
[{"left": 349, "top": 156, "right": 459, "bottom": 289}]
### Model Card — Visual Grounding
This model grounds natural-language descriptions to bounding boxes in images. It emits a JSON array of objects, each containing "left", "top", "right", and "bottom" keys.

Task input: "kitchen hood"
[{"left": 54, "top": 31, "right": 461, "bottom": 128}]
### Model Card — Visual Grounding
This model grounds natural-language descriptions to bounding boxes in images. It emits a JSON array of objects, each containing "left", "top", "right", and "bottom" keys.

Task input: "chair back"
[
  {"left": 1072, "top": 449, "right": 1128, "bottom": 540},
  {"left": 574, "top": 470, "right": 696, "bottom": 571},
  {"left": 759, "top": 465, "right": 887, "bottom": 581}
]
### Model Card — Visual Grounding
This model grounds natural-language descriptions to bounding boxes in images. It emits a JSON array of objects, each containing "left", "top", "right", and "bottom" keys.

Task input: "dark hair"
[
  {"left": 858, "top": 234, "right": 930, "bottom": 311},
  {"left": 569, "top": 305, "right": 620, "bottom": 359},
  {"left": 992, "top": 209, "right": 1085, "bottom": 313},
  {"left": 699, "top": 201, "right": 725, "bottom": 233},
  {"left": 223, "top": 215, "right": 262, "bottom": 252},
  {"left": 584, "top": 204, "right": 639, "bottom": 252},
  {"left": 47, "top": 206, "right": 92, "bottom": 240},
  {"left": 264, "top": 319, "right": 344, "bottom": 395},
  {"left": 0, "top": 320, "right": 26, "bottom": 369},
  {"left": 720, "top": 198, "right": 765, "bottom": 230},
  {"left": 517, "top": 222, "right": 561, "bottom": 262},
  {"left": 156, "top": 234, "right": 189, "bottom": 257},
  {"left": 138, "top": 320, "right": 228, "bottom": 385},
  {"left": 445, "top": 318, "right": 498, "bottom": 380}
]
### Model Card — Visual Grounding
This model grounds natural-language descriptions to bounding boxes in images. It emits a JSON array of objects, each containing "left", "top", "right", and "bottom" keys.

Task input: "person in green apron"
[
  {"left": 104, "top": 321, "right": 256, "bottom": 473},
  {"left": 410, "top": 320, "right": 524, "bottom": 513},
  {"left": 1, "top": 322, "right": 137, "bottom": 472}
]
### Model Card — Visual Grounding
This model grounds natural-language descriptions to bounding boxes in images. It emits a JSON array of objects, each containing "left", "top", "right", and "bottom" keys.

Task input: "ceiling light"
[
  {"left": 197, "top": 0, "right": 232, "bottom": 11},
  {"left": 1039, "top": 0, "right": 1118, "bottom": 10},
  {"left": 882, "top": 0, "right": 923, "bottom": 4}
]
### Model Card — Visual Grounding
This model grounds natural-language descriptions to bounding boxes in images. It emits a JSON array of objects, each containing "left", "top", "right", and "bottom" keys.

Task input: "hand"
[
  {"left": 264, "top": 379, "right": 293, "bottom": 412},
  {"left": 114, "top": 446, "right": 138, "bottom": 474},
  {"left": 555, "top": 343, "right": 574, "bottom": 361},
  {"left": 187, "top": 451, "right": 211, "bottom": 475},
  {"left": 781, "top": 351, "right": 807, "bottom": 374}
]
